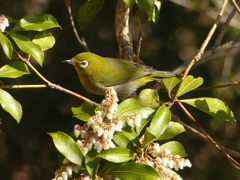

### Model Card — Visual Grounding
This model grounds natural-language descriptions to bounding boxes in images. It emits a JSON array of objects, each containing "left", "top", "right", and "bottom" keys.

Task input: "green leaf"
[
  {"left": 0, "top": 61, "right": 30, "bottom": 78},
  {"left": 77, "top": 0, "right": 104, "bottom": 30},
  {"left": 149, "top": 105, "right": 171, "bottom": 138},
  {"left": 152, "top": 1, "right": 161, "bottom": 23},
  {"left": 11, "top": 14, "right": 61, "bottom": 32},
  {"left": 108, "top": 162, "right": 161, "bottom": 180},
  {"left": 138, "top": 89, "right": 159, "bottom": 109},
  {"left": 10, "top": 33, "right": 44, "bottom": 66},
  {"left": 162, "top": 77, "right": 181, "bottom": 96},
  {"left": 123, "top": 0, "right": 136, "bottom": 8},
  {"left": 72, "top": 102, "right": 95, "bottom": 122},
  {"left": 113, "top": 132, "right": 135, "bottom": 151},
  {"left": 114, "top": 98, "right": 154, "bottom": 118},
  {"left": 0, "top": 89, "right": 22, "bottom": 123},
  {"left": 0, "top": 32, "right": 13, "bottom": 59},
  {"left": 97, "top": 147, "right": 137, "bottom": 163},
  {"left": 176, "top": 75, "right": 203, "bottom": 97},
  {"left": 141, "top": 127, "right": 156, "bottom": 148},
  {"left": 122, "top": 126, "right": 141, "bottom": 147},
  {"left": 157, "top": 122, "right": 185, "bottom": 140},
  {"left": 160, "top": 141, "right": 187, "bottom": 157},
  {"left": 48, "top": 131, "right": 84, "bottom": 166},
  {"left": 180, "top": 97, "right": 236, "bottom": 125},
  {"left": 32, "top": 31, "right": 55, "bottom": 50},
  {"left": 85, "top": 150, "right": 100, "bottom": 179},
  {"left": 136, "top": 0, "right": 159, "bottom": 22}
]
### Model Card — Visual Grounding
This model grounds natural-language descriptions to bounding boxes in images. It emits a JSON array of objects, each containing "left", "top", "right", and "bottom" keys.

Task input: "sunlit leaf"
[
  {"left": 176, "top": 75, "right": 203, "bottom": 97},
  {"left": 160, "top": 141, "right": 187, "bottom": 157},
  {"left": 162, "top": 77, "right": 181, "bottom": 96},
  {"left": 71, "top": 102, "right": 95, "bottom": 122},
  {"left": 0, "top": 89, "right": 22, "bottom": 123},
  {"left": 10, "top": 32, "right": 44, "bottom": 66},
  {"left": 0, "top": 32, "right": 13, "bottom": 59},
  {"left": 114, "top": 98, "right": 154, "bottom": 118},
  {"left": 149, "top": 105, "right": 171, "bottom": 138},
  {"left": 0, "top": 61, "right": 30, "bottom": 78},
  {"left": 11, "top": 14, "right": 61, "bottom": 32},
  {"left": 97, "top": 147, "right": 137, "bottom": 163},
  {"left": 138, "top": 89, "right": 159, "bottom": 109},
  {"left": 48, "top": 131, "right": 84, "bottom": 166},
  {"left": 123, "top": 0, "right": 136, "bottom": 8},
  {"left": 108, "top": 162, "right": 161, "bottom": 180},
  {"left": 157, "top": 122, "right": 185, "bottom": 140},
  {"left": 32, "top": 31, "right": 55, "bottom": 50},
  {"left": 180, "top": 97, "right": 236, "bottom": 125}
]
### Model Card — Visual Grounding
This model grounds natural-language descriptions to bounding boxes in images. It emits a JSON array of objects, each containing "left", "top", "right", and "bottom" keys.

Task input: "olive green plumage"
[{"left": 63, "top": 52, "right": 176, "bottom": 97}]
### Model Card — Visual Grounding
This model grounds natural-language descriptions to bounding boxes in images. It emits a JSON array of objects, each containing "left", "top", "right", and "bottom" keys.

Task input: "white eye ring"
[{"left": 79, "top": 60, "right": 88, "bottom": 68}]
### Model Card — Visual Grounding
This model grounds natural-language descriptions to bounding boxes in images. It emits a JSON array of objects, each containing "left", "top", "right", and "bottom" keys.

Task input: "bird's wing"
[{"left": 100, "top": 58, "right": 154, "bottom": 87}]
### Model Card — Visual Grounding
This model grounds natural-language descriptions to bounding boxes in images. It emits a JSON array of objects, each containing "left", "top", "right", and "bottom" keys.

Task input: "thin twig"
[
  {"left": 231, "top": 0, "right": 240, "bottom": 14},
  {"left": 182, "top": 0, "right": 228, "bottom": 78},
  {"left": 176, "top": 101, "right": 240, "bottom": 169},
  {"left": 135, "top": 9, "right": 143, "bottom": 64},
  {"left": 214, "top": 1, "right": 239, "bottom": 45},
  {"left": 64, "top": 0, "right": 90, "bottom": 52},
  {"left": 15, "top": 52, "right": 99, "bottom": 106},
  {"left": 193, "top": 81, "right": 240, "bottom": 91},
  {"left": 172, "top": 114, "right": 240, "bottom": 158},
  {"left": 0, "top": 84, "right": 48, "bottom": 89},
  {"left": 172, "top": 41, "right": 236, "bottom": 74}
]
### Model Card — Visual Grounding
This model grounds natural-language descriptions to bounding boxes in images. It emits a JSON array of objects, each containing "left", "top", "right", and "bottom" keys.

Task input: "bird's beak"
[{"left": 61, "top": 59, "right": 77, "bottom": 65}]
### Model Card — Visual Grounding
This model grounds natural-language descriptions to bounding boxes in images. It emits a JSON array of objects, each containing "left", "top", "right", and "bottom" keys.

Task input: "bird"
[{"left": 62, "top": 52, "right": 176, "bottom": 97}]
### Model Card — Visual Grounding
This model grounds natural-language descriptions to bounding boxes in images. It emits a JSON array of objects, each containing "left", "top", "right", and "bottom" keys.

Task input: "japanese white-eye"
[{"left": 62, "top": 52, "right": 176, "bottom": 97}]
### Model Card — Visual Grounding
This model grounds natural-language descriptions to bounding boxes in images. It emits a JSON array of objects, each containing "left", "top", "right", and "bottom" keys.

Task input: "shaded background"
[{"left": 0, "top": 0, "right": 240, "bottom": 179}]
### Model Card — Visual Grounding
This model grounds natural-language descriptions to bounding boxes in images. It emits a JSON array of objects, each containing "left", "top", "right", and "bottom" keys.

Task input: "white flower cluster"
[
  {"left": 73, "top": 88, "right": 147, "bottom": 156},
  {"left": 0, "top": 14, "right": 9, "bottom": 32},
  {"left": 54, "top": 158, "right": 80, "bottom": 180},
  {"left": 145, "top": 143, "right": 192, "bottom": 180}
]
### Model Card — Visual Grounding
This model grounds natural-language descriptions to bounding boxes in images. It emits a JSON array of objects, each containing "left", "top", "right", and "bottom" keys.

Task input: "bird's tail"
[{"left": 151, "top": 70, "right": 176, "bottom": 78}]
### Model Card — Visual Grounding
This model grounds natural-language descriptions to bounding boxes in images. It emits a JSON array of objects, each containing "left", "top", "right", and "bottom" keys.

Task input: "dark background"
[{"left": 0, "top": 0, "right": 240, "bottom": 179}]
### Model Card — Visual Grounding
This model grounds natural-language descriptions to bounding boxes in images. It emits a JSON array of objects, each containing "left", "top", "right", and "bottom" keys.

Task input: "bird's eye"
[{"left": 80, "top": 60, "right": 88, "bottom": 68}]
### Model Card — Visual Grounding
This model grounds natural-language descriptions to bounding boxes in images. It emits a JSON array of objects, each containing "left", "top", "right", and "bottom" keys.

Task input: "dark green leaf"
[
  {"left": 149, "top": 105, "right": 171, "bottom": 138},
  {"left": 11, "top": 14, "right": 61, "bottom": 32},
  {"left": 141, "top": 127, "right": 156, "bottom": 148},
  {"left": 0, "top": 89, "right": 22, "bottom": 123},
  {"left": 157, "top": 122, "right": 185, "bottom": 140},
  {"left": 0, "top": 32, "right": 13, "bottom": 59},
  {"left": 180, "top": 97, "right": 236, "bottom": 125},
  {"left": 97, "top": 147, "right": 137, "bottom": 163},
  {"left": 72, "top": 102, "right": 95, "bottom": 122},
  {"left": 176, "top": 75, "right": 203, "bottom": 97},
  {"left": 108, "top": 162, "right": 161, "bottom": 180},
  {"left": 0, "top": 61, "right": 30, "bottom": 78},
  {"left": 85, "top": 150, "right": 100, "bottom": 179},
  {"left": 10, "top": 33, "right": 44, "bottom": 66},
  {"left": 77, "top": 0, "right": 104, "bottom": 30},
  {"left": 138, "top": 89, "right": 159, "bottom": 109},
  {"left": 48, "top": 131, "right": 84, "bottom": 166},
  {"left": 160, "top": 141, "right": 187, "bottom": 157},
  {"left": 32, "top": 31, "right": 55, "bottom": 50},
  {"left": 123, "top": 0, "right": 136, "bottom": 8},
  {"left": 113, "top": 132, "right": 135, "bottom": 151},
  {"left": 122, "top": 126, "right": 140, "bottom": 147}
]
